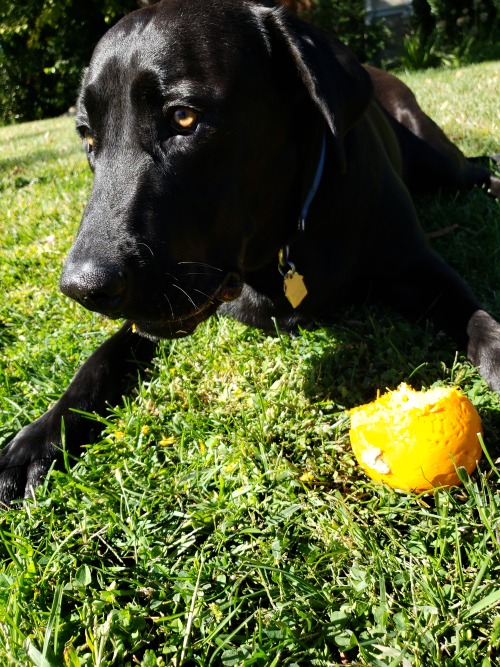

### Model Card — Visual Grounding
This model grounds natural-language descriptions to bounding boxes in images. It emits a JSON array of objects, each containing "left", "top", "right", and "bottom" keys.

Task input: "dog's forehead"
[{"left": 85, "top": 0, "right": 271, "bottom": 93}]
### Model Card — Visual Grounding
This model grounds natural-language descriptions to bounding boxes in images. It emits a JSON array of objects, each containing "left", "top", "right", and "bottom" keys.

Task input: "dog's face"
[
  {"left": 61, "top": 0, "right": 372, "bottom": 338},
  {"left": 60, "top": 0, "right": 306, "bottom": 338}
]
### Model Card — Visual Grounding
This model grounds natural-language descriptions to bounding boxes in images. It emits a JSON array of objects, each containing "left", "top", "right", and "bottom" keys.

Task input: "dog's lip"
[
  {"left": 213, "top": 272, "right": 243, "bottom": 303},
  {"left": 133, "top": 272, "right": 242, "bottom": 337}
]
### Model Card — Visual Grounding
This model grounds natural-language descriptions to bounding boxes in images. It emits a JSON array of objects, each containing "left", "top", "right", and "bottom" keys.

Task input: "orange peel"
[{"left": 349, "top": 383, "right": 482, "bottom": 492}]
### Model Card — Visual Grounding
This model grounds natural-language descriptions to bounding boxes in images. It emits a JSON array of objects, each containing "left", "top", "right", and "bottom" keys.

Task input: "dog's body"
[{"left": 1, "top": 0, "right": 499, "bottom": 504}]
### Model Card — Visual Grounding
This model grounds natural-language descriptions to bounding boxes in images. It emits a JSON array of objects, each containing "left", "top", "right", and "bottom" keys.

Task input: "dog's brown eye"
[
  {"left": 84, "top": 129, "right": 94, "bottom": 149},
  {"left": 171, "top": 108, "right": 199, "bottom": 131}
]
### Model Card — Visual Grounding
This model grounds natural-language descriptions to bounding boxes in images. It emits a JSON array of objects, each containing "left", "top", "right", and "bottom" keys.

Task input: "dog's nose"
[{"left": 60, "top": 262, "right": 126, "bottom": 316}]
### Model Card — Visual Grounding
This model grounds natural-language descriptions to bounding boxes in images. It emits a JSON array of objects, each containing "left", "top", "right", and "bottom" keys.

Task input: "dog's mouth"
[{"left": 133, "top": 272, "right": 243, "bottom": 339}]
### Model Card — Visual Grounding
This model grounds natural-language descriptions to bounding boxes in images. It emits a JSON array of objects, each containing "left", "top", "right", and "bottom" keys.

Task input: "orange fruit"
[{"left": 349, "top": 383, "right": 482, "bottom": 492}]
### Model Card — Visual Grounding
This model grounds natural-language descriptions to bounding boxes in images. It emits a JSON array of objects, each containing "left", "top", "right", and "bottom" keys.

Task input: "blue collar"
[
  {"left": 279, "top": 133, "right": 327, "bottom": 273},
  {"left": 298, "top": 133, "right": 327, "bottom": 232}
]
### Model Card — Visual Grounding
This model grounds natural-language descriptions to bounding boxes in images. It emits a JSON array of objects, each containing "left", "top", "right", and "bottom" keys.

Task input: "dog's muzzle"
[{"left": 133, "top": 272, "right": 243, "bottom": 339}]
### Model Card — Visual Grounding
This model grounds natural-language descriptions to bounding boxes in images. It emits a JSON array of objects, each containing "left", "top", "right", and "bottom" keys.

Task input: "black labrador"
[{"left": 1, "top": 0, "right": 500, "bottom": 505}]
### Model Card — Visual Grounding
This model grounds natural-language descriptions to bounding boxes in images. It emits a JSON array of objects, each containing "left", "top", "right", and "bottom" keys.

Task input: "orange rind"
[{"left": 349, "top": 383, "right": 482, "bottom": 492}]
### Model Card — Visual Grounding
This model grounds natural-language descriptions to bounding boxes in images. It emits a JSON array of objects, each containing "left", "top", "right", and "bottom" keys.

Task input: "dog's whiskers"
[
  {"left": 178, "top": 261, "right": 223, "bottom": 272},
  {"left": 173, "top": 283, "right": 201, "bottom": 312},
  {"left": 192, "top": 288, "right": 212, "bottom": 299},
  {"left": 163, "top": 293, "right": 175, "bottom": 319},
  {"left": 137, "top": 242, "right": 155, "bottom": 259}
]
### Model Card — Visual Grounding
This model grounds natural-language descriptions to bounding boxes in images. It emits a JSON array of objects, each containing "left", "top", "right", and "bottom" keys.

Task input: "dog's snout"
[{"left": 60, "top": 261, "right": 126, "bottom": 316}]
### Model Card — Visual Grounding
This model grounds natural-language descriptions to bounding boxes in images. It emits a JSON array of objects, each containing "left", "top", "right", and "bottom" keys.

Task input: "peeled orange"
[{"left": 349, "top": 383, "right": 482, "bottom": 492}]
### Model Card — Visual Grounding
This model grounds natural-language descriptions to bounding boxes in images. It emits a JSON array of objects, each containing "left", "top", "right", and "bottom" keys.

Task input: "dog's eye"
[
  {"left": 83, "top": 128, "right": 94, "bottom": 150},
  {"left": 171, "top": 108, "right": 199, "bottom": 132}
]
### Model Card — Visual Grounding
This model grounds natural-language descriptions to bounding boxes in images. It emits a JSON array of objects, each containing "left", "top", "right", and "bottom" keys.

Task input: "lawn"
[{"left": 0, "top": 62, "right": 499, "bottom": 667}]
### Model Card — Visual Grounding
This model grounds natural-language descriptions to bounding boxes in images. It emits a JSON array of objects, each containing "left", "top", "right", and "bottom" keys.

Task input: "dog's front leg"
[
  {"left": 0, "top": 323, "right": 157, "bottom": 506},
  {"left": 383, "top": 247, "right": 500, "bottom": 392}
]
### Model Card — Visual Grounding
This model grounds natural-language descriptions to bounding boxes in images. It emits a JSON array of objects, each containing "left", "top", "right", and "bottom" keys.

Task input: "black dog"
[{"left": 1, "top": 0, "right": 499, "bottom": 505}]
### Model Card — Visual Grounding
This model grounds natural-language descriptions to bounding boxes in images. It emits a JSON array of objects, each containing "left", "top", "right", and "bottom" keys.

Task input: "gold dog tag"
[{"left": 284, "top": 269, "right": 308, "bottom": 308}]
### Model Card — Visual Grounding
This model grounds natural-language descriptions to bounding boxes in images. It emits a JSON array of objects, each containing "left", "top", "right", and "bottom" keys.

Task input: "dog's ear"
[{"left": 257, "top": 6, "right": 373, "bottom": 171}]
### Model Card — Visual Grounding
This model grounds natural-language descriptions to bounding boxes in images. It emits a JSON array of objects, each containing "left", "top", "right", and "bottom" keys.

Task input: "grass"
[{"left": 0, "top": 62, "right": 500, "bottom": 666}]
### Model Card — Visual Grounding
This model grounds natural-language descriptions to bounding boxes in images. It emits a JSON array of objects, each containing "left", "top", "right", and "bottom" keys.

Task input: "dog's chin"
[
  {"left": 134, "top": 303, "right": 218, "bottom": 340},
  {"left": 133, "top": 273, "right": 243, "bottom": 340}
]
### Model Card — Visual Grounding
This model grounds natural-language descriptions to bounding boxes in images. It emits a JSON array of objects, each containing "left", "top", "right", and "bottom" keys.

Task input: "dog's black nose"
[{"left": 60, "top": 262, "right": 126, "bottom": 316}]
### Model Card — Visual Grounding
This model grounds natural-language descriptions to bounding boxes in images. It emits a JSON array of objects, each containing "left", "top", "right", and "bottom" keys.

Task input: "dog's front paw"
[
  {"left": 0, "top": 415, "right": 62, "bottom": 507},
  {"left": 467, "top": 310, "right": 500, "bottom": 393}
]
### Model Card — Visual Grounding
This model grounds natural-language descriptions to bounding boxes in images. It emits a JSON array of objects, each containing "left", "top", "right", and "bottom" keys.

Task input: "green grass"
[{"left": 1, "top": 63, "right": 500, "bottom": 666}]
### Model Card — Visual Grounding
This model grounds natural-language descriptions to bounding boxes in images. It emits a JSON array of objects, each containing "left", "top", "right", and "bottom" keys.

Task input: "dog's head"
[{"left": 60, "top": 0, "right": 371, "bottom": 338}]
